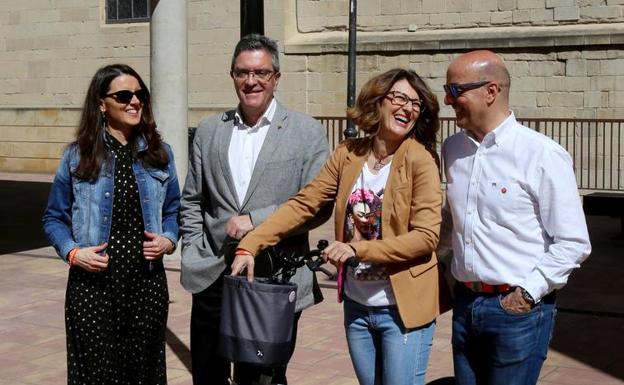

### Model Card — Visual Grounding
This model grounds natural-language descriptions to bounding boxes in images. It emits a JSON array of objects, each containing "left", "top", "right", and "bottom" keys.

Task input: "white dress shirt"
[
  {"left": 228, "top": 99, "right": 276, "bottom": 206},
  {"left": 439, "top": 112, "right": 591, "bottom": 302}
]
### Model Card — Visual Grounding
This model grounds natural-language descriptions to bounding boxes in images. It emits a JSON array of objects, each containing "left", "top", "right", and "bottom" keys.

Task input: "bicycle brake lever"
[{"left": 305, "top": 258, "right": 323, "bottom": 271}]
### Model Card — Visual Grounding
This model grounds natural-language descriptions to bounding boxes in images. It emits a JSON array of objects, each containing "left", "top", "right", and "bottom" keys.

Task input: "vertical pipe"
[
  {"left": 344, "top": 0, "right": 358, "bottom": 139},
  {"left": 601, "top": 122, "right": 605, "bottom": 189},
  {"left": 618, "top": 122, "right": 622, "bottom": 190},
  {"left": 592, "top": 121, "right": 596, "bottom": 189},
  {"left": 609, "top": 123, "right": 620, "bottom": 190}
]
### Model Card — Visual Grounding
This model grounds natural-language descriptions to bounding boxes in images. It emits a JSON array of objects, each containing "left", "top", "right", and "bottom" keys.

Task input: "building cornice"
[{"left": 284, "top": 21, "right": 624, "bottom": 54}]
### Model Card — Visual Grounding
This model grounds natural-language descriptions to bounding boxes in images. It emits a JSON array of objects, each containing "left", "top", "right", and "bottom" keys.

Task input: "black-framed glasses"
[
  {"left": 231, "top": 69, "right": 276, "bottom": 82},
  {"left": 443, "top": 80, "right": 490, "bottom": 99},
  {"left": 105, "top": 89, "right": 148, "bottom": 104},
  {"left": 385, "top": 91, "right": 423, "bottom": 112}
]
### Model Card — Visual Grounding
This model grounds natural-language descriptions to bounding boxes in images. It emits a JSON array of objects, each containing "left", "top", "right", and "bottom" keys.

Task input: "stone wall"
[
  {"left": 0, "top": 108, "right": 79, "bottom": 173},
  {"left": 1, "top": 0, "right": 621, "bottom": 115},
  {"left": 0, "top": 0, "right": 622, "bottom": 175},
  {"left": 0, "top": 107, "right": 223, "bottom": 174},
  {"left": 301, "top": 49, "right": 624, "bottom": 118},
  {"left": 0, "top": 0, "right": 151, "bottom": 107},
  {"left": 297, "top": 0, "right": 624, "bottom": 33}
]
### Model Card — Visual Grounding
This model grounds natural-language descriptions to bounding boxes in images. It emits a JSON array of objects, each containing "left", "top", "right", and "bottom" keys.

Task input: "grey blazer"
[{"left": 180, "top": 102, "right": 330, "bottom": 311}]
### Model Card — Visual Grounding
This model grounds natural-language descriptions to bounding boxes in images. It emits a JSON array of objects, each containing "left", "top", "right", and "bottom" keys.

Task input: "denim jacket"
[{"left": 42, "top": 135, "right": 181, "bottom": 261}]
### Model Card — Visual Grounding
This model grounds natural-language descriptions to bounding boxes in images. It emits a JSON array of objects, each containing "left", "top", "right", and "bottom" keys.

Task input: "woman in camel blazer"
[{"left": 234, "top": 68, "right": 448, "bottom": 385}]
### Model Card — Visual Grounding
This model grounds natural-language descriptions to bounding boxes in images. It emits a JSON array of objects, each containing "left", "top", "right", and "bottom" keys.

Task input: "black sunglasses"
[
  {"left": 105, "top": 89, "right": 148, "bottom": 104},
  {"left": 443, "top": 80, "right": 490, "bottom": 99}
]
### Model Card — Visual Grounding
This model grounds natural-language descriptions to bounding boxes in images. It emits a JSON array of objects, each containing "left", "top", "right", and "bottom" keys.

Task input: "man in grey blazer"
[{"left": 180, "top": 34, "right": 330, "bottom": 385}]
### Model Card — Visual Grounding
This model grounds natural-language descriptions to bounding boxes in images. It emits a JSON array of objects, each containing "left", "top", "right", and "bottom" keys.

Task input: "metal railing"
[
  {"left": 317, "top": 116, "right": 624, "bottom": 192},
  {"left": 317, "top": 117, "right": 347, "bottom": 150}
]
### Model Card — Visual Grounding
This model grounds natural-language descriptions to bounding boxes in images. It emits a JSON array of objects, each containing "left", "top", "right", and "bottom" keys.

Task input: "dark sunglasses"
[
  {"left": 443, "top": 80, "right": 490, "bottom": 99},
  {"left": 105, "top": 89, "right": 148, "bottom": 104}
]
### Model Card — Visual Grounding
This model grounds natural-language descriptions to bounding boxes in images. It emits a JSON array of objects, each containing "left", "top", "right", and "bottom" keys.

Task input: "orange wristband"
[
  {"left": 67, "top": 248, "right": 79, "bottom": 266},
  {"left": 235, "top": 248, "right": 253, "bottom": 257}
]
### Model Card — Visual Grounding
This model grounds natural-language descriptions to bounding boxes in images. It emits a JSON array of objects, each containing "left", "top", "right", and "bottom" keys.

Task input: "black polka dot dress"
[{"left": 65, "top": 133, "right": 169, "bottom": 385}]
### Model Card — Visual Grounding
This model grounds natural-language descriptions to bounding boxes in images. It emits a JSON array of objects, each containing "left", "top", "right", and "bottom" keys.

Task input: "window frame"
[{"left": 105, "top": 0, "right": 151, "bottom": 24}]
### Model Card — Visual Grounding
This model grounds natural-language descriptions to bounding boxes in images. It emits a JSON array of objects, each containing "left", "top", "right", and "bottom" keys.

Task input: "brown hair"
[
  {"left": 73, "top": 64, "right": 168, "bottom": 180},
  {"left": 347, "top": 68, "right": 440, "bottom": 151}
]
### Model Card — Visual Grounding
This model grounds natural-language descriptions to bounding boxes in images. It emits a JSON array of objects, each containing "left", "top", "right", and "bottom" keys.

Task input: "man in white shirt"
[
  {"left": 180, "top": 34, "right": 330, "bottom": 385},
  {"left": 439, "top": 50, "right": 591, "bottom": 385}
]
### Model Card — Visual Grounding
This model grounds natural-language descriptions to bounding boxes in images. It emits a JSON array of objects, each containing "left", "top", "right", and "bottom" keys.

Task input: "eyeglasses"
[
  {"left": 231, "top": 69, "right": 276, "bottom": 82},
  {"left": 105, "top": 89, "right": 148, "bottom": 104},
  {"left": 443, "top": 80, "right": 490, "bottom": 99},
  {"left": 385, "top": 91, "right": 423, "bottom": 112}
]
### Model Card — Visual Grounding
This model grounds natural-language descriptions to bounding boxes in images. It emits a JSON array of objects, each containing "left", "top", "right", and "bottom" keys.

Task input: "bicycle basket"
[{"left": 218, "top": 275, "right": 298, "bottom": 366}]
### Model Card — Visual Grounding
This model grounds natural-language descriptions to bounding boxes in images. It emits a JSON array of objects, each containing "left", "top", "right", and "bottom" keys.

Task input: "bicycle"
[{"left": 219, "top": 239, "right": 357, "bottom": 385}]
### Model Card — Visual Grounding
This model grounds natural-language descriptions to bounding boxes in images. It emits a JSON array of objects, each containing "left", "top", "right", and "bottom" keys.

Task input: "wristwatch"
[{"left": 519, "top": 287, "right": 535, "bottom": 306}]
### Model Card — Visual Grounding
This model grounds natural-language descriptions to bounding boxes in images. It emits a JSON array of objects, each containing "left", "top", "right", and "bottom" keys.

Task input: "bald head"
[
  {"left": 445, "top": 50, "right": 512, "bottom": 140},
  {"left": 449, "top": 50, "right": 510, "bottom": 99}
]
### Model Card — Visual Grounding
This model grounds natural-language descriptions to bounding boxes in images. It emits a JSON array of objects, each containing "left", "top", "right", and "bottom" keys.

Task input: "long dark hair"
[
  {"left": 73, "top": 63, "right": 168, "bottom": 180},
  {"left": 347, "top": 68, "right": 440, "bottom": 152}
]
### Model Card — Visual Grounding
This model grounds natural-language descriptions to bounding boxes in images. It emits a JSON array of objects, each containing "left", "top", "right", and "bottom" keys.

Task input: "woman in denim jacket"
[{"left": 42, "top": 64, "right": 180, "bottom": 385}]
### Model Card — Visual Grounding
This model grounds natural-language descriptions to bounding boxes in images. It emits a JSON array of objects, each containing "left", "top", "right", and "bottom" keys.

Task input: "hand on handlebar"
[{"left": 321, "top": 241, "right": 358, "bottom": 268}]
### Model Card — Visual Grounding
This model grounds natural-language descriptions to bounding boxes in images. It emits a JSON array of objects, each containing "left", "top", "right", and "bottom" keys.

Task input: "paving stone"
[{"left": 1, "top": 180, "right": 624, "bottom": 385}]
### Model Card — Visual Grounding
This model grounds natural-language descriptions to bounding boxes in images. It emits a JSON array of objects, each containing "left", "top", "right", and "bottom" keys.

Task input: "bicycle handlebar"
[
  {"left": 227, "top": 239, "right": 359, "bottom": 283},
  {"left": 302, "top": 240, "right": 359, "bottom": 276}
]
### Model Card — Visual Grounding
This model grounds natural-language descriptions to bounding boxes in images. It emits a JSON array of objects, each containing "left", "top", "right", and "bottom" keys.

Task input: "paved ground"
[{"left": 1, "top": 174, "right": 623, "bottom": 384}]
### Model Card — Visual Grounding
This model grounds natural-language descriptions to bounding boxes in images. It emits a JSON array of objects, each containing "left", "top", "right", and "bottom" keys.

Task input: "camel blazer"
[{"left": 239, "top": 136, "right": 450, "bottom": 328}]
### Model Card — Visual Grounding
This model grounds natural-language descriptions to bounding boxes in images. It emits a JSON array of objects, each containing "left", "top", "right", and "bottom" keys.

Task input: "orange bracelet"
[
  {"left": 235, "top": 248, "right": 253, "bottom": 257},
  {"left": 67, "top": 248, "right": 79, "bottom": 266}
]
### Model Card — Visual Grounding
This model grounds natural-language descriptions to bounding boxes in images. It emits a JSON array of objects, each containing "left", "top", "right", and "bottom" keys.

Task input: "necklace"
[{"left": 371, "top": 149, "right": 392, "bottom": 171}]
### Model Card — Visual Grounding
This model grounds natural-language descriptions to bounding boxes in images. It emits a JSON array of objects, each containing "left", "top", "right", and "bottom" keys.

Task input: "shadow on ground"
[
  {"left": 0, "top": 180, "right": 51, "bottom": 254},
  {"left": 422, "top": 215, "right": 624, "bottom": 383},
  {"left": 3, "top": 180, "right": 624, "bottom": 382},
  {"left": 550, "top": 214, "right": 624, "bottom": 381},
  {"left": 166, "top": 326, "right": 192, "bottom": 372}
]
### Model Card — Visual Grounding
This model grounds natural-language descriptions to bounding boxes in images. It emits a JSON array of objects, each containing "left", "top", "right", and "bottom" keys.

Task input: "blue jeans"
[
  {"left": 452, "top": 284, "right": 556, "bottom": 385},
  {"left": 343, "top": 298, "right": 436, "bottom": 385}
]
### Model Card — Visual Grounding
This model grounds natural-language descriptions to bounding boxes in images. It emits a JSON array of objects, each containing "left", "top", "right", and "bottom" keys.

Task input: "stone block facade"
[
  {"left": 0, "top": 0, "right": 622, "bottom": 176},
  {"left": 297, "top": 0, "right": 623, "bottom": 32}
]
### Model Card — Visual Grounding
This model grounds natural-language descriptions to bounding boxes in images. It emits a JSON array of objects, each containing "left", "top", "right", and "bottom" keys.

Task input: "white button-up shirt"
[
  {"left": 439, "top": 112, "right": 591, "bottom": 301},
  {"left": 228, "top": 98, "right": 276, "bottom": 205}
]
